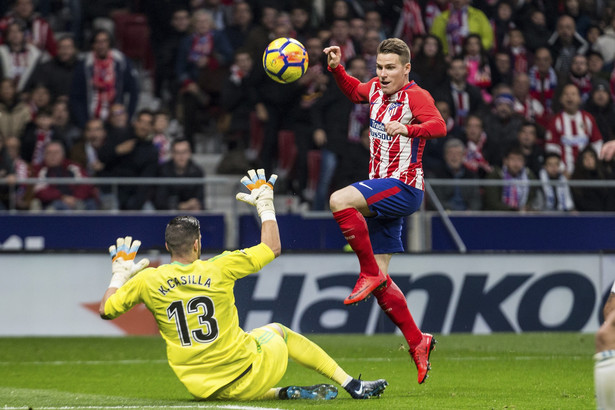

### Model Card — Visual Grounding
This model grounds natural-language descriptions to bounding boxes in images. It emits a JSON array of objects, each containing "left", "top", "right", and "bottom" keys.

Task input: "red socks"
[
  {"left": 372, "top": 276, "right": 423, "bottom": 349},
  {"left": 333, "top": 208, "right": 380, "bottom": 276}
]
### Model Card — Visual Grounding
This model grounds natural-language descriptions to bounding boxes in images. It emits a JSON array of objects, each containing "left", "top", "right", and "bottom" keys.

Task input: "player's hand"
[
  {"left": 236, "top": 169, "right": 277, "bottom": 221},
  {"left": 323, "top": 46, "right": 341, "bottom": 69},
  {"left": 108, "top": 236, "right": 150, "bottom": 289},
  {"left": 600, "top": 140, "right": 615, "bottom": 161},
  {"left": 385, "top": 121, "right": 408, "bottom": 137}
]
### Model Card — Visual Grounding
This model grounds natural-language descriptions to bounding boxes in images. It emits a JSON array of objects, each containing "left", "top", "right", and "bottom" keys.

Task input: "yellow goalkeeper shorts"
[{"left": 212, "top": 325, "right": 288, "bottom": 400}]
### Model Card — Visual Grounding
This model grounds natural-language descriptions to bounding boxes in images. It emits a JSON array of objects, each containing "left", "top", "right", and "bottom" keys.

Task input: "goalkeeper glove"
[
  {"left": 236, "top": 168, "right": 278, "bottom": 222},
  {"left": 108, "top": 236, "right": 150, "bottom": 289}
]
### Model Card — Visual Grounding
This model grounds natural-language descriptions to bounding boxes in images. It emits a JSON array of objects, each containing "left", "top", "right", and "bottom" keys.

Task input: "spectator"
[
  {"left": 411, "top": 34, "right": 447, "bottom": 95},
  {"left": 4, "top": 135, "right": 30, "bottom": 209},
  {"left": 490, "top": 51, "right": 514, "bottom": 87},
  {"left": 545, "top": 83, "right": 603, "bottom": 176},
  {"left": 508, "top": 28, "right": 532, "bottom": 75},
  {"left": 51, "top": 100, "right": 80, "bottom": 150},
  {"left": 594, "top": 14, "right": 615, "bottom": 67},
  {"left": 325, "top": 19, "right": 358, "bottom": 66},
  {"left": 430, "top": 0, "right": 493, "bottom": 57},
  {"left": 99, "top": 110, "right": 158, "bottom": 210},
  {"left": 0, "top": 78, "right": 30, "bottom": 139},
  {"left": 584, "top": 80, "right": 615, "bottom": 143},
  {"left": 152, "top": 7, "right": 191, "bottom": 106},
  {"left": 483, "top": 86, "right": 524, "bottom": 166},
  {"left": 491, "top": 0, "right": 516, "bottom": 53},
  {"left": 364, "top": 10, "right": 387, "bottom": 41},
  {"left": 587, "top": 50, "right": 609, "bottom": 83},
  {"left": 422, "top": 100, "right": 457, "bottom": 176},
  {"left": 563, "top": 0, "right": 592, "bottom": 38},
  {"left": 104, "top": 103, "right": 130, "bottom": 141},
  {"left": 433, "top": 57, "right": 485, "bottom": 128},
  {"left": 548, "top": 15, "right": 589, "bottom": 75},
  {"left": 537, "top": 152, "right": 575, "bottom": 211},
  {"left": 483, "top": 144, "right": 539, "bottom": 211},
  {"left": 512, "top": 72, "right": 547, "bottom": 127},
  {"left": 392, "top": 0, "right": 425, "bottom": 47},
  {"left": 20, "top": 107, "right": 64, "bottom": 167},
  {"left": 0, "top": 134, "right": 16, "bottom": 210},
  {"left": 32, "top": 141, "right": 98, "bottom": 211},
  {"left": 332, "top": 125, "right": 370, "bottom": 192},
  {"left": 224, "top": 2, "right": 254, "bottom": 52},
  {"left": 69, "top": 118, "right": 106, "bottom": 177},
  {"left": 428, "top": 138, "right": 482, "bottom": 211},
  {"left": 521, "top": 8, "right": 550, "bottom": 52},
  {"left": 528, "top": 47, "right": 558, "bottom": 116},
  {"left": 0, "top": 0, "right": 57, "bottom": 57},
  {"left": 0, "top": 20, "right": 42, "bottom": 92},
  {"left": 27, "top": 83, "right": 51, "bottom": 119},
  {"left": 516, "top": 121, "right": 545, "bottom": 177},
  {"left": 361, "top": 29, "right": 380, "bottom": 78},
  {"left": 424, "top": 0, "right": 449, "bottom": 32},
  {"left": 155, "top": 139, "right": 205, "bottom": 211},
  {"left": 559, "top": 54, "right": 596, "bottom": 105},
  {"left": 70, "top": 28, "right": 139, "bottom": 128},
  {"left": 349, "top": 17, "right": 366, "bottom": 45},
  {"left": 243, "top": 6, "right": 277, "bottom": 63},
  {"left": 175, "top": 9, "right": 233, "bottom": 147},
  {"left": 26, "top": 35, "right": 78, "bottom": 101},
  {"left": 463, "top": 114, "right": 492, "bottom": 177},
  {"left": 290, "top": 5, "right": 313, "bottom": 44},
  {"left": 462, "top": 33, "right": 492, "bottom": 103},
  {"left": 152, "top": 110, "right": 172, "bottom": 165},
  {"left": 570, "top": 146, "right": 614, "bottom": 211}
]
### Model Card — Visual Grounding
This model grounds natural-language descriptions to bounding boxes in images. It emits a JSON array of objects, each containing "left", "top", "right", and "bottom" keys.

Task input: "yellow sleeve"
[
  {"left": 208, "top": 243, "right": 275, "bottom": 280},
  {"left": 103, "top": 271, "right": 147, "bottom": 319}
]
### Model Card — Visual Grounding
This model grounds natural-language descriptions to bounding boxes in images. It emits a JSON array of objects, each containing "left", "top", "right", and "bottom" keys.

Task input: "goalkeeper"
[{"left": 98, "top": 169, "right": 387, "bottom": 401}]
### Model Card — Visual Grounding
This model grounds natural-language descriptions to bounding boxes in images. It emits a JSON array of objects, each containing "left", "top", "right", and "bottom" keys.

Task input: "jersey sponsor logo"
[
  {"left": 369, "top": 119, "right": 391, "bottom": 141},
  {"left": 561, "top": 135, "right": 589, "bottom": 147}
]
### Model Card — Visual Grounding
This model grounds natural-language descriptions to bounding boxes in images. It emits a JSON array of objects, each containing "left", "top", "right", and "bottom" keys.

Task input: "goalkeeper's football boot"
[
  {"left": 280, "top": 384, "right": 338, "bottom": 400},
  {"left": 344, "top": 270, "right": 387, "bottom": 305},
  {"left": 409, "top": 332, "right": 437, "bottom": 384},
  {"left": 343, "top": 376, "right": 388, "bottom": 399}
]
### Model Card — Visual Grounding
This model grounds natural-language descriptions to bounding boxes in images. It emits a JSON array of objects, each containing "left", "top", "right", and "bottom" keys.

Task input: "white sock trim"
[{"left": 341, "top": 375, "right": 354, "bottom": 388}]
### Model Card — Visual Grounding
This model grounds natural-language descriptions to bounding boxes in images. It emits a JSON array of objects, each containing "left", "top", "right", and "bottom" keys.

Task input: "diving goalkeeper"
[{"left": 98, "top": 169, "right": 387, "bottom": 401}]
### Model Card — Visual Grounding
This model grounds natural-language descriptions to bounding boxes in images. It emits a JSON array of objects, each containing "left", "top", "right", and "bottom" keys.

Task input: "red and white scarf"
[
  {"left": 394, "top": 0, "right": 426, "bottom": 45},
  {"left": 91, "top": 55, "right": 116, "bottom": 120}
]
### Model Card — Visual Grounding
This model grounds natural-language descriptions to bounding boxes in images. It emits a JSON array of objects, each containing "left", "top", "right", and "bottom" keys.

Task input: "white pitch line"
[{"left": 1, "top": 406, "right": 282, "bottom": 410}]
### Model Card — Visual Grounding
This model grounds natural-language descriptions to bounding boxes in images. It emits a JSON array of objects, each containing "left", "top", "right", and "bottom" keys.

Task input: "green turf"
[{"left": 0, "top": 333, "right": 595, "bottom": 409}]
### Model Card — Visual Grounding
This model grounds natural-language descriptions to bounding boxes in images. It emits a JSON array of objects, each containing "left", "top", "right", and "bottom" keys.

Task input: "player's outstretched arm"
[
  {"left": 99, "top": 236, "right": 150, "bottom": 318},
  {"left": 236, "top": 169, "right": 281, "bottom": 257}
]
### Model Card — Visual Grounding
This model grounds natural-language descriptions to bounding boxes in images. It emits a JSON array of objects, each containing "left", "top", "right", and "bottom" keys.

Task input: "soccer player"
[
  {"left": 98, "top": 169, "right": 387, "bottom": 401},
  {"left": 595, "top": 142, "right": 615, "bottom": 408},
  {"left": 323, "top": 39, "right": 447, "bottom": 384}
]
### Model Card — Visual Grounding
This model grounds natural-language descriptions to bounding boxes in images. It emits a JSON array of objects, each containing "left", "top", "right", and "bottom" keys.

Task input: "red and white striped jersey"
[
  {"left": 330, "top": 64, "right": 446, "bottom": 190},
  {"left": 545, "top": 110, "right": 603, "bottom": 174}
]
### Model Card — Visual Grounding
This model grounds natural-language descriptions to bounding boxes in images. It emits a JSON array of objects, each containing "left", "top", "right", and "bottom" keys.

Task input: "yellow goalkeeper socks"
[{"left": 279, "top": 324, "right": 350, "bottom": 386}]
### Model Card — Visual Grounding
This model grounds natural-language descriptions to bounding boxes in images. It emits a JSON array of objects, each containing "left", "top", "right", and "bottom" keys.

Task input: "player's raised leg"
[
  {"left": 330, "top": 186, "right": 386, "bottom": 305},
  {"left": 595, "top": 295, "right": 615, "bottom": 408},
  {"left": 372, "top": 255, "right": 436, "bottom": 384}
]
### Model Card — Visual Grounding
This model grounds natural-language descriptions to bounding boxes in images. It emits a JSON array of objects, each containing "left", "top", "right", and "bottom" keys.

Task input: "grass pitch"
[{"left": 0, "top": 333, "right": 594, "bottom": 409}]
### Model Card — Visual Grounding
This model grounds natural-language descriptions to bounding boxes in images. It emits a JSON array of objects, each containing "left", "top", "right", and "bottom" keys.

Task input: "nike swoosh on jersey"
[{"left": 358, "top": 182, "right": 373, "bottom": 190}]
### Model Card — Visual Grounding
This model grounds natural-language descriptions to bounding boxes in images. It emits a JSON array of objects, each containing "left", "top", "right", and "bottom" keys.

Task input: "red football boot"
[
  {"left": 409, "top": 333, "right": 437, "bottom": 384},
  {"left": 344, "top": 270, "right": 387, "bottom": 305}
]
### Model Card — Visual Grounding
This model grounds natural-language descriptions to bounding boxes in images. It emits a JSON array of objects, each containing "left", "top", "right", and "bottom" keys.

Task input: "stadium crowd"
[{"left": 0, "top": 0, "right": 615, "bottom": 212}]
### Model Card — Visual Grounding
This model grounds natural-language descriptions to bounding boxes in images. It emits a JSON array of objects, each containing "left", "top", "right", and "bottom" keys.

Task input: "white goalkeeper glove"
[
  {"left": 108, "top": 236, "right": 150, "bottom": 289},
  {"left": 236, "top": 168, "right": 278, "bottom": 222}
]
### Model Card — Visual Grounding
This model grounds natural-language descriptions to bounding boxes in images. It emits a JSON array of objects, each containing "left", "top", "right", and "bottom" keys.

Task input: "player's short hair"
[
  {"left": 377, "top": 38, "right": 411, "bottom": 65},
  {"left": 165, "top": 216, "right": 201, "bottom": 257}
]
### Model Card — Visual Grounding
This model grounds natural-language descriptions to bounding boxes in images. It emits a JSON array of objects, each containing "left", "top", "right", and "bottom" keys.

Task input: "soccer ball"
[{"left": 262, "top": 37, "right": 309, "bottom": 84}]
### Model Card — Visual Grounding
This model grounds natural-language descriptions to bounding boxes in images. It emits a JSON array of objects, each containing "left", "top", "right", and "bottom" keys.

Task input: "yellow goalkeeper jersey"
[{"left": 104, "top": 243, "right": 276, "bottom": 398}]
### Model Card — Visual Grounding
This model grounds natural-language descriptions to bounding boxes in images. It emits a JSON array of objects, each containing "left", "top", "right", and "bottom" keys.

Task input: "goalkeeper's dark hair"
[{"left": 165, "top": 216, "right": 200, "bottom": 257}]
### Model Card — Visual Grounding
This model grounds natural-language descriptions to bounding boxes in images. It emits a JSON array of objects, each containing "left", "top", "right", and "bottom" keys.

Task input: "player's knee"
[
  {"left": 266, "top": 323, "right": 286, "bottom": 339},
  {"left": 329, "top": 189, "right": 348, "bottom": 212}
]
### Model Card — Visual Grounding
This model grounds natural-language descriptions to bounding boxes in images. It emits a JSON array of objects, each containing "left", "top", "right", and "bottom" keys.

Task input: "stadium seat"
[
  {"left": 277, "top": 130, "right": 297, "bottom": 177},
  {"left": 307, "top": 149, "right": 321, "bottom": 192},
  {"left": 112, "top": 12, "right": 154, "bottom": 70}
]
